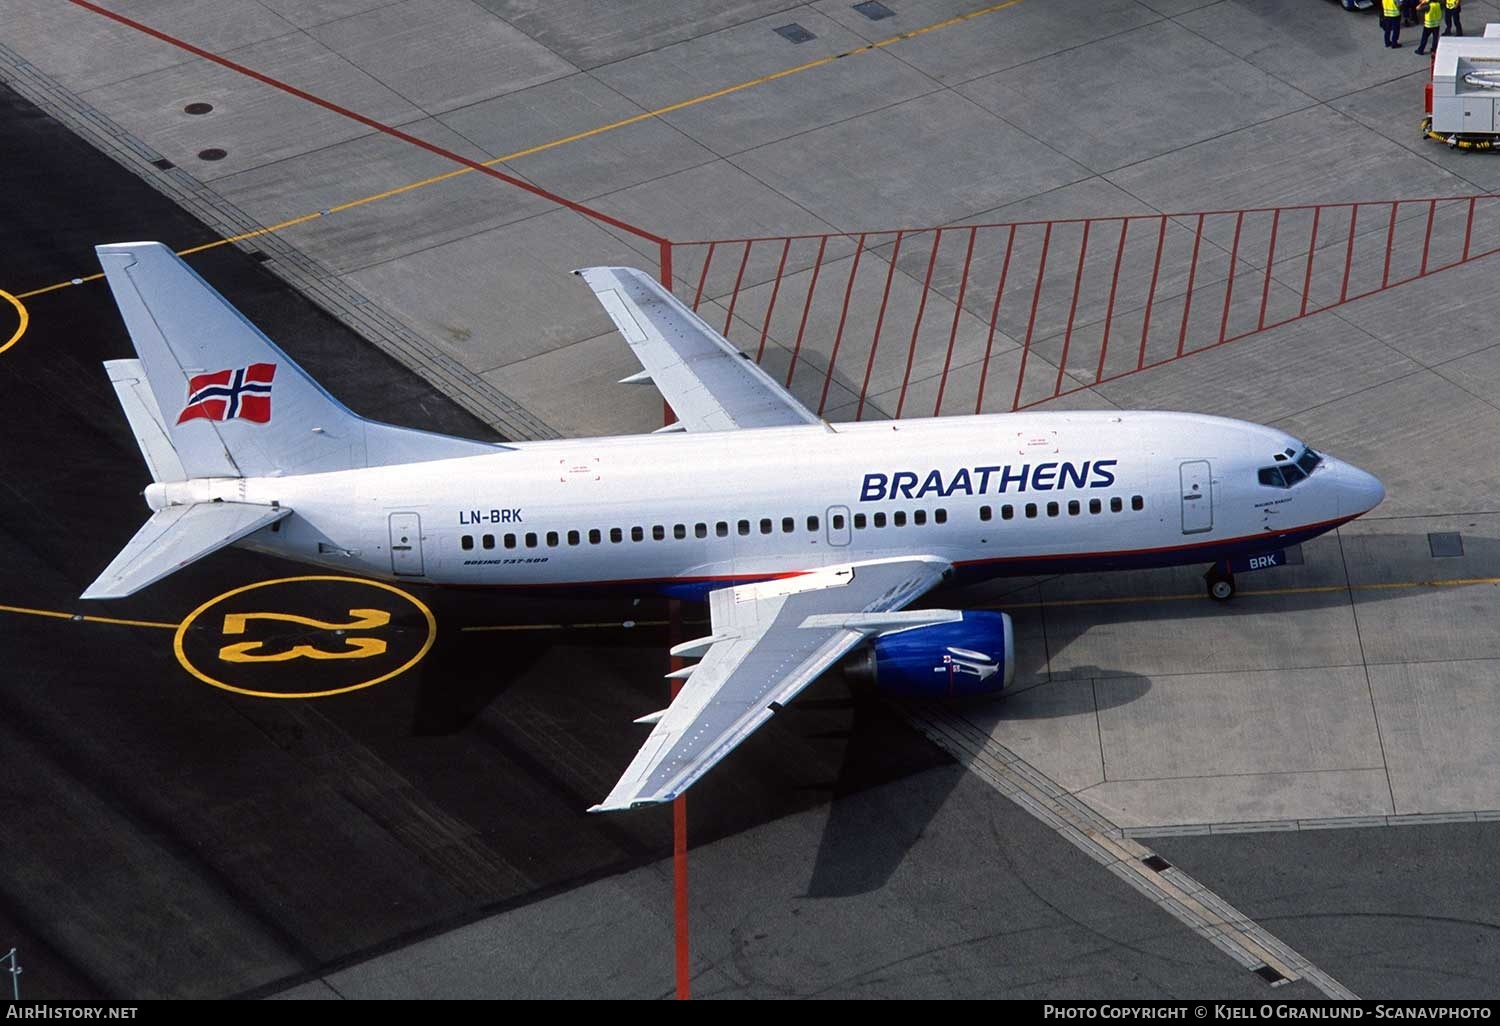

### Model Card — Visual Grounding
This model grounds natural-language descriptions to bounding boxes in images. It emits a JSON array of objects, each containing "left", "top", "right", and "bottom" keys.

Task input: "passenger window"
[
  {"left": 807, "top": 515, "right": 819, "bottom": 531},
  {"left": 461, "top": 535, "right": 474, "bottom": 551},
  {"left": 631, "top": 527, "right": 644, "bottom": 542},
  {"left": 546, "top": 531, "right": 559, "bottom": 547},
  {"left": 567, "top": 530, "right": 580, "bottom": 546},
  {"left": 782, "top": 517, "right": 794, "bottom": 533},
  {"left": 979, "top": 506, "right": 992, "bottom": 522},
  {"left": 525, "top": 532, "right": 538, "bottom": 548},
  {"left": 673, "top": 524, "right": 686, "bottom": 540},
  {"left": 1001, "top": 505, "right": 1014, "bottom": 521},
  {"left": 832, "top": 514, "right": 846, "bottom": 530},
  {"left": 914, "top": 510, "right": 927, "bottom": 526},
  {"left": 479, "top": 534, "right": 492, "bottom": 550},
  {"left": 759, "top": 518, "right": 772, "bottom": 535},
  {"left": 894, "top": 511, "right": 907, "bottom": 527},
  {"left": 717, "top": 522, "right": 729, "bottom": 537},
  {"left": 652, "top": 525, "right": 665, "bottom": 541},
  {"left": 738, "top": 520, "right": 750, "bottom": 536},
  {"left": 589, "top": 529, "right": 601, "bottom": 544},
  {"left": 1046, "top": 502, "right": 1059, "bottom": 517},
  {"left": 610, "top": 528, "right": 623, "bottom": 543},
  {"left": 1258, "top": 467, "right": 1285, "bottom": 488},
  {"left": 1110, "top": 497, "right": 1123, "bottom": 513},
  {"left": 504, "top": 534, "right": 516, "bottom": 549},
  {"left": 1068, "top": 500, "right": 1080, "bottom": 516},
  {"left": 695, "top": 523, "right": 707, "bottom": 539},
  {"left": 854, "top": 513, "right": 867, "bottom": 529},
  {"left": 873, "top": 512, "right": 886, "bottom": 528},
  {"left": 1131, "top": 495, "right": 1144, "bottom": 511},
  {"left": 1025, "top": 503, "right": 1038, "bottom": 518},
  {"left": 1089, "top": 499, "right": 1101, "bottom": 514},
  {"left": 935, "top": 509, "right": 947, "bottom": 524}
]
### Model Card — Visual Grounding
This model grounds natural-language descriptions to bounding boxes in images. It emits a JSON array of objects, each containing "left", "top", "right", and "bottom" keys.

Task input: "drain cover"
[
  {"left": 183, "top": 102, "right": 213, "bottom": 115},
  {"left": 1253, "top": 964, "right": 1286, "bottom": 984},
  {"left": 854, "top": 1, "right": 896, "bottom": 19},
  {"left": 197, "top": 148, "right": 228, "bottom": 161},
  {"left": 774, "top": 23, "right": 816, "bottom": 44},
  {"left": 150, "top": 158, "right": 174, "bottom": 170},
  {"left": 1141, "top": 854, "right": 1171, "bottom": 873},
  {"left": 1428, "top": 532, "right": 1464, "bottom": 557}
]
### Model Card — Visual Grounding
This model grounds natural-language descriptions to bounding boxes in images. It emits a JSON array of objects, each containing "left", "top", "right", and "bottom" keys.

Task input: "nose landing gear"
[{"left": 1205, "top": 561, "right": 1235, "bottom": 601}]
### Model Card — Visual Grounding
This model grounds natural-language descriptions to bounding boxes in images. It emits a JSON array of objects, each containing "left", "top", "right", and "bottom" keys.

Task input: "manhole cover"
[
  {"left": 774, "top": 23, "right": 816, "bottom": 43},
  {"left": 197, "top": 148, "right": 228, "bottom": 161},
  {"left": 183, "top": 102, "right": 213, "bottom": 115}
]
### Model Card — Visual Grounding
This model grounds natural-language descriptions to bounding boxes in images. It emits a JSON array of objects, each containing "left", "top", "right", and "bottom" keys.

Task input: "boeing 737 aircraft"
[{"left": 83, "top": 242, "right": 1385, "bottom": 811}]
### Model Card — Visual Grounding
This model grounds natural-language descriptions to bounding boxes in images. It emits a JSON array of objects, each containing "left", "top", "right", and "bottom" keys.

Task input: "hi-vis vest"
[
  {"left": 1445, "top": 0, "right": 1459, "bottom": 10},
  {"left": 1382, "top": 0, "right": 1400, "bottom": 16},
  {"left": 1426, "top": 1, "right": 1444, "bottom": 27}
]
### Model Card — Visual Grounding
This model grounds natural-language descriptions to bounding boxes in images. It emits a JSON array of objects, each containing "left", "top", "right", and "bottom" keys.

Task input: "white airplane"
[{"left": 84, "top": 242, "right": 1385, "bottom": 811}]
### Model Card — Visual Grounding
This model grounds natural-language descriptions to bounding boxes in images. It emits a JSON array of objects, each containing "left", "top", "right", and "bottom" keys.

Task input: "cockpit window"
[
  {"left": 1281, "top": 462, "right": 1306, "bottom": 485},
  {"left": 1259, "top": 444, "right": 1322, "bottom": 488},
  {"left": 1296, "top": 447, "right": 1322, "bottom": 474},
  {"left": 1258, "top": 467, "right": 1285, "bottom": 487}
]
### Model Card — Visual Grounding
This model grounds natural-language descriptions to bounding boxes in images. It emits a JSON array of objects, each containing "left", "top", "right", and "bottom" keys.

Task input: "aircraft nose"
[{"left": 1336, "top": 461, "right": 1386, "bottom": 517}]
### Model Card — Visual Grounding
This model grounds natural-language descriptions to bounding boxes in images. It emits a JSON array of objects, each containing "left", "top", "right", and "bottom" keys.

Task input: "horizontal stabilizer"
[{"left": 81, "top": 502, "right": 291, "bottom": 599}]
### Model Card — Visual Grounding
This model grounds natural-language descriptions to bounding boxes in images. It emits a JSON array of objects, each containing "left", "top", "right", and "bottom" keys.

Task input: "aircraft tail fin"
[
  {"left": 96, "top": 242, "right": 501, "bottom": 480},
  {"left": 81, "top": 502, "right": 291, "bottom": 600}
]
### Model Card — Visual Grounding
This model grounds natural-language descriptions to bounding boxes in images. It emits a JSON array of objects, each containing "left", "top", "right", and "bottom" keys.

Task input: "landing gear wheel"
[{"left": 1205, "top": 565, "right": 1235, "bottom": 602}]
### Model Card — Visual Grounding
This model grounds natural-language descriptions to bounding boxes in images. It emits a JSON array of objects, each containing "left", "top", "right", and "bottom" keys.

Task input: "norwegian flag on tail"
[{"left": 177, "top": 363, "right": 277, "bottom": 424}]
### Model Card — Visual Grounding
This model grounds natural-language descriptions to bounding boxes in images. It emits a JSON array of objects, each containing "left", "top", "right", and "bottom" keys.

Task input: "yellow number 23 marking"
[{"left": 218, "top": 608, "right": 392, "bottom": 663}]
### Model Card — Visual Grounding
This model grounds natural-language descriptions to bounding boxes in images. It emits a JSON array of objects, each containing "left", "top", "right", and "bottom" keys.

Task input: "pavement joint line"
[
  {"left": 12, "top": 0, "right": 1028, "bottom": 301},
  {"left": 908, "top": 701, "right": 1359, "bottom": 997},
  {"left": 0, "top": 42, "right": 559, "bottom": 442}
]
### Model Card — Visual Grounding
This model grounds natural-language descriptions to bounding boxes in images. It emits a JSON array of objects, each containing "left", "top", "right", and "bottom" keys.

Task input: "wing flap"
[
  {"left": 81, "top": 502, "right": 291, "bottom": 600},
  {"left": 592, "top": 557, "right": 952, "bottom": 811},
  {"left": 574, "top": 267, "right": 828, "bottom": 433}
]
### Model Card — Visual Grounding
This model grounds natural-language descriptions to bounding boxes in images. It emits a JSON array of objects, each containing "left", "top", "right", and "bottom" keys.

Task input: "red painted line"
[
  {"left": 674, "top": 192, "right": 1500, "bottom": 248},
  {"left": 1463, "top": 196, "right": 1477, "bottom": 262},
  {"left": 1097, "top": 219, "right": 1127, "bottom": 385},
  {"left": 1299, "top": 206, "right": 1320, "bottom": 318},
  {"left": 895, "top": 230, "right": 942, "bottom": 419},
  {"left": 856, "top": 231, "right": 906, "bottom": 422},
  {"left": 692, "top": 242, "right": 717, "bottom": 312},
  {"left": 1380, "top": 201, "right": 1398, "bottom": 289},
  {"left": 1012, "top": 222, "right": 1051, "bottom": 412},
  {"left": 934, "top": 226, "right": 978, "bottom": 417},
  {"left": 755, "top": 238, "right": 792, "bottom": 363},
  {"left": 674, "top": 791, "right": 689, "bottom": 1000},
  {"left": 1419, "top": 198, "right": 1436, "bottom": 277},
  {"left": 1176, "top": 213, "right": 1204, "bottom": 358},
  {"left": 785, "top": 236, "right": 828, "bottom": 387},
  {"left": 63, "top": 0, "right": 665, "bottom": 247},
  {"left": 1137, "top": 215, "right": 1167, "bottom": 372},
  {"left": 659, "top": 241, "right": 675, "bottom": 290},
  {"left": 1257, "top": 208, "right": 1279, "bottom": 332},
  {"left": 974, "top": 225, "right": 1016, "bottom": 415},
  {"left": 819, "top": 235, "right": 867, "bottom": 416},
  {"left": 1055, "top": 220, "right": 1090, "bottom": 397},
  {"left": 1217, "top": 210, "right": 1244, "bottom": 346},
  {"left": 1339, "top": 204, "right": 1358, "bottom": 304},
  {"left": 722, "top": 240, "right": 753, "bottom": 335}
]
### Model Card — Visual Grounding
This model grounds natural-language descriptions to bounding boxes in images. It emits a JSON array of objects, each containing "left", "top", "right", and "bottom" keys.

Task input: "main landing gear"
[{"left": 1205, "top": 561, "right": 1235, "bottom": 601}]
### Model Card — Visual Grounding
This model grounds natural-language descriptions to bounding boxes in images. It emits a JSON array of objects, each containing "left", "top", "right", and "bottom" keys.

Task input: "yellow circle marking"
[
  {"left": 0, "top": 290, "right": 28, "bottom": 355},
  {"left": 173, "top": 575, "right": 436, "bottom": 699}
]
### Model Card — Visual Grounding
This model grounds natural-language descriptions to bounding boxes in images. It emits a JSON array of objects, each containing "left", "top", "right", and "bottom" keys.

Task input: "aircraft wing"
[
  {"left": 574, "top": 266, "right": 828, "bottom": 433},
  {"left": 591, "top": 556, "right": 954, "bottom": 812}
]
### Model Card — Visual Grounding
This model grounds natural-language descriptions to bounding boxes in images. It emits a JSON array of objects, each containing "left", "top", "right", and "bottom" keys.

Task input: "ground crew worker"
[
  {"left": 1382, "top": 0, "right": 1404, "bottom": 47},
  {"left": 1444, "top": 0, "right": 1463, "bottom": 36},
  {"left": 1416, "top": 0, "right": 1443, "bottom": 54}
]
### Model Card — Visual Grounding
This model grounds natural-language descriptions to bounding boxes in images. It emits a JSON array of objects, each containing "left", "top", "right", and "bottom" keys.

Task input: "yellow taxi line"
[
  {"left": 10, "top": 0, "right": 1026, "bottom": 303},
  {"left": 0, "top": 602, "right": 178, "bottom": 630}
]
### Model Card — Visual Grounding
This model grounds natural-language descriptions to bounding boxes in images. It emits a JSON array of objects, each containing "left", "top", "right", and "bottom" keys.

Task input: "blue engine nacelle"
[{"left": 845, "top": 611, "right": 1015, "bottom": 697}]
